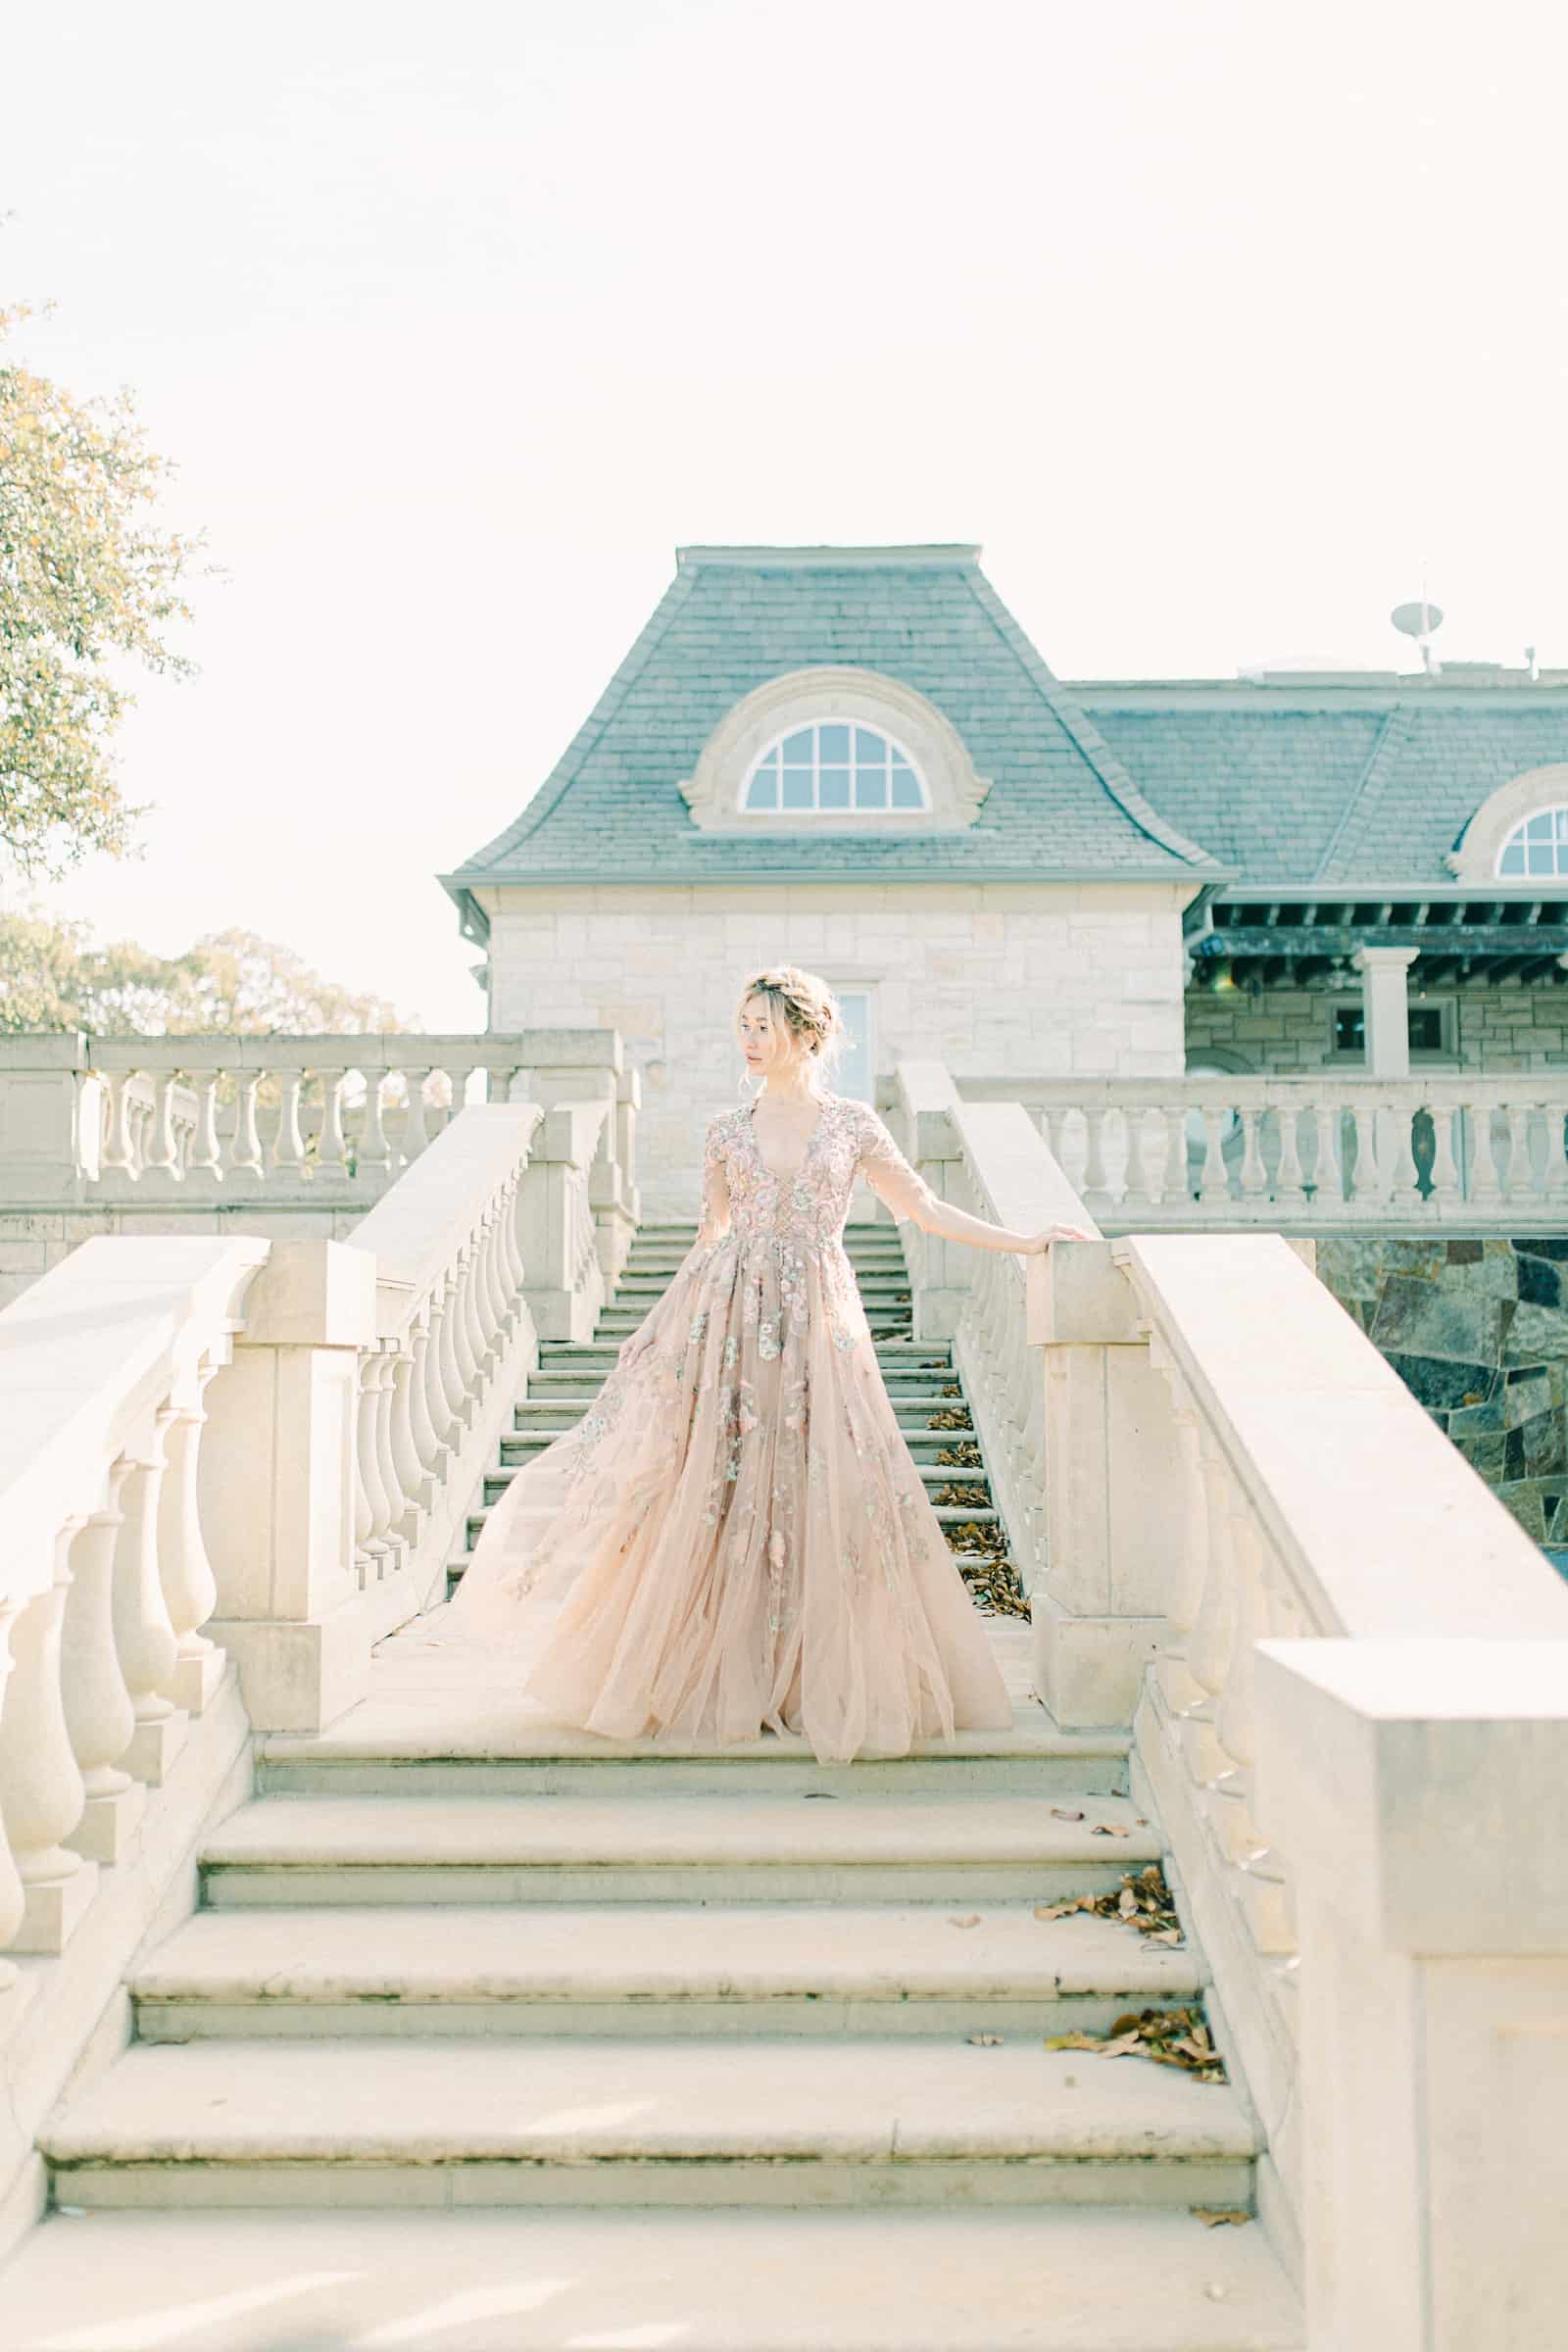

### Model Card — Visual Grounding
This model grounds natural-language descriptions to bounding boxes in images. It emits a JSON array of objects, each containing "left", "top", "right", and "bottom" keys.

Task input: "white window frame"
[
  {"left": 1328, "top": 993, "right": 1456, "bottom": 1061},
  {"left": 1495, "top": 806, "right": 1568, "bottom": 879},
  {"left": 742, "top": 720, "right": 930, "bottom": 816}
]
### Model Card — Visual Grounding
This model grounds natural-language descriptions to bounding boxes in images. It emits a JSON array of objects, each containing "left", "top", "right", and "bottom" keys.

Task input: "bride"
[{"left": 431, "top": 964, "right": 1087, "bottom": 1763}]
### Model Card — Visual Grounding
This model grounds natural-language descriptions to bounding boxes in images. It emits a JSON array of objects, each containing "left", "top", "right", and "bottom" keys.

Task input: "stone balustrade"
[
  {"left": 895, "top": 1056, "right": 1568, "bottom": 2336},
  {"left": 0, "top": 1235, "right": 271, "bottom": 1983},
  {"left": 955, "top": 1072, "right": 1568, "bottom": 1227}
]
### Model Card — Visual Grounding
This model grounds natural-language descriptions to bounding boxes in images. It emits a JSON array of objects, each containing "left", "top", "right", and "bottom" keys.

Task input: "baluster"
[
  {"left": 230, "top": 1072, "right": 265, "bottom": 1177},
  {"left": 0, "top": 1522, "right": 95, "bottom": 1951},
  {"left": 270, "top": 1069, "right": 309, "bottom": 1179},
  {"left": 1214, "top": 1513, "right": 1298, "bottom": 1956},
  {"left": 99, "top": 1070, "right": 139, "bottom": 1176},
  {"left": 356, "top": 1352, "right": 394, "bottom": 1578},
  {"left": 141, "top": 1072, "right": 185, "bottom": 1183},
  {"left": 157, "top": 1372, "right": 224, "bottom": 1713},
  {"left": 316, "top": 1068, "right": 352, "bottom": 1183},
  {"left": 1388, "top": 1095, "right": 1422, "bottom": 1205},
  {"left": 186, "top": 1071, "right": 224, "bottom": 1185},
  {"left": 462, "top": 1229, "right": 491, "bottom": 1381},
  {"left": 113, "top": 1416, "right": 187, "bottom": 1785},
  {"left": 60, "top": 1467, "right": 145, "bottom": 1864},
  {"left": 1195, "top": 1102, "right": 1229, "bottom": 1205},
  {"left": 1122, "top": 1105, "right": 1152, "bottom": 1209},
  {"left": 389, "top": 1341, "right": 432, "bottom": 1528},
  {"left": 359, "top": 1069, "right": 393, "bottom": 1173},
  {"left": 450, "top": 1250, "right": 482, "bottom": 1409},
  {"left": 1158, "top": 1104, "right": 1190, "bottom": 1206},
  {"left": 1079, "top": 1108, "right": 1111, "bottom": 1208},
  {"left": 372, "top": 1351, "right": 406, "bottom": 1568},
  {"left": 421, "top": 1287, "right": 458, "bottom": 1452},
  {"left": 1503, "top": 1102, "right": 1533, "bottom": 1203},
  {"left": 1239, "top": 1106, "right": 1268, "bottom": 1200},
  {"left": 474, "top": 1209, "right": 506, "bottom": 1366},
  {"left": 435, "top": 1274, "right": 468, "bottom": 1441},
  {"left": 409, "top": 1307, "right": 447, "bottom": 1475},
  {"left": 500, "top": 1176, "right": 528, "bottom": 1313},
  {"left": 1274, "top": 1100, "right": 1307, "bottom": 1207},
  {"left": 403, "top": 1069, "right": 435, "bottom": 1160},
  {"left": 1426, "top": 1091, "right": 1462, "bottom": 1207},
  {"left": 1349, "top": 1101, "right": 1379, "bottom": 1206},
  {"left": 1469, "top": 1098, "right": 1506, "bottom": 1206}
]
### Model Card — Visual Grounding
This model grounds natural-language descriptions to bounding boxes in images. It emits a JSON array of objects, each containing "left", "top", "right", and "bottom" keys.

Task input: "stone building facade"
[{"left": 444, "top": 548, "right": 1568, "bottom": 1216}]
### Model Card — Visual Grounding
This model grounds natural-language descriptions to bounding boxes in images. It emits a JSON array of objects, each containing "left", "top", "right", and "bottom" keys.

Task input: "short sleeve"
[
  {"left": 697, "top": 1113, "right": 732, "bottom": 1244},
  {"left": 853, "top": 1103, "right": 940, "bottom": 1226}
]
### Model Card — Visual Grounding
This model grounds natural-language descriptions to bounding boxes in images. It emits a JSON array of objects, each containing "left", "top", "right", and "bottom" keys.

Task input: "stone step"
[
  {"left": 0, "top": 2205, "right": 1307, "bottom": 2351},
  {"left": 199, "top": 1790, "right": 1159, "bottom": 1906},
  {"left": 463, "top": 1498, "right": 1000, "bottom": 1542},
  {"left": 130, "top": 1901, "right": 1202, "bottom": 2040},
  {"left": 613, "top": 1271, "right": 911, "bottom": 1293},
  {"left": 538, "top": 1339, "right": 949, "bottom": 1364},
  {"left": 491, "top": 1446, "right": 988, "bottom": 1496},
  {"left": 40, "top": 2034, "right": 1260, "bottom": 2212},
  {"left": 510, "top": 1398, "right": 970, "bottom": 1431}
]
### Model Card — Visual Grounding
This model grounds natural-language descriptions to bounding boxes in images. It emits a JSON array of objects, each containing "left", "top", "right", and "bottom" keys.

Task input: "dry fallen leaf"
[
  {"left": 1050, "top": 1806, "right": 1085, "bottom": 1822},
  {"left": 1034, "top": 1896, "right": 1097, "bottom": 1921},
  {"left": 1046, "top": 2005, "right": 1227, "bottom": 2082},
  {"left": 948, "top": 1914, "right": 982, "bottom": 1929},
  {"left": 1194, "top": 2209, "right": 1252, "bottom": 2230},
  {"left": 1092, "top": 1823, "right": 1132, "bottom": 1838},
  {"left": 1044, "top": 2031, "right": 1104, "bottom": 2053},
  {"left": 967, "top": 2033, "right": 1004, "bottom": 2046}
]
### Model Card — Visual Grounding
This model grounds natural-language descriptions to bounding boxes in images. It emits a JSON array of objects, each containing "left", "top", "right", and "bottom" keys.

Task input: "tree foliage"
[
  {"left": 0, "top": 908, "right": 415, "bottom": 1037},
  {"left": 1, "top": 298, "right": 204, "bottom": 879}
]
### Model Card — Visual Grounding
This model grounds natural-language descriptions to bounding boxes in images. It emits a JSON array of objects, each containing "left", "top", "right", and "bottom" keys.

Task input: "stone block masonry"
[
  {"left": 1316, "top": 1235, "right": 1568, "bottom": 1546},
  {"left": 1188, "top": 984, "right": 1568, "bottom": 1073},
  {"left": 486, "top": 883, "right": 1192, "bottom": 1220}
]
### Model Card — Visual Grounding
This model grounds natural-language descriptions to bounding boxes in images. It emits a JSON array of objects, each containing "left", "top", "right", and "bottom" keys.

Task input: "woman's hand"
[{"left": 1024, "top": 1222, "right": 1093, "bottom": 1253}]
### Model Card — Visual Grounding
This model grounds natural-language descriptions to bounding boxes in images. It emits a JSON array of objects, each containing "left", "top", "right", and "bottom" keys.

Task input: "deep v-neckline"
[{"left": 745, "top": 1092, "right": 834, "bottom": 1185}]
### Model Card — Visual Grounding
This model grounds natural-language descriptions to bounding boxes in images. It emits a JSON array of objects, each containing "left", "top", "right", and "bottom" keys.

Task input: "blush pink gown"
[{"left": 427, "top": 1091, "right": 1013, "bottom": 1763}]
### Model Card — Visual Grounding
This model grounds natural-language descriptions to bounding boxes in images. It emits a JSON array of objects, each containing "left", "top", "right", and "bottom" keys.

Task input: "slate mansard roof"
[
  {"left": 441, "top": 546, "right": 1221, "bottom": 931},
  {"left": 1077, "top": 684, "right": 1568, "bottom": 889},
  {"left": 441, "top": 547, "right": 1568, "bottom": 935}
]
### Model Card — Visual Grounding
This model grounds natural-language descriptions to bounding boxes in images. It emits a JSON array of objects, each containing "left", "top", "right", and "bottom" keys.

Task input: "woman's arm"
[{"left": 856, "top": 1106, "right": 1089, "bottom": 1255}]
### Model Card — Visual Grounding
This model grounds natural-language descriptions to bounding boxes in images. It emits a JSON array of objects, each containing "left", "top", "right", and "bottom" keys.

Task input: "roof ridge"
[
  {"left": 961, "top": 571, "right": 1221, "bottom": 872},
  {"left": 457, "top": 565, "right": 701, "bottom": 872},
  {"left": 1313, "top": 702, "right": 1414, "bottom": 882}
]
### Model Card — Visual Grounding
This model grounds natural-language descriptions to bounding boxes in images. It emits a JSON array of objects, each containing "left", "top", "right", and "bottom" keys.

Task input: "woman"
[{"left": 431, "top": 965, "right": 1087, "bottom": 1763}]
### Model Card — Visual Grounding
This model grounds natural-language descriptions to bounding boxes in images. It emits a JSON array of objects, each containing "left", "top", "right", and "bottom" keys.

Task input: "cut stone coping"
[{"left": 0, "top": 2205, "right": 1306, "bottom": 2350}]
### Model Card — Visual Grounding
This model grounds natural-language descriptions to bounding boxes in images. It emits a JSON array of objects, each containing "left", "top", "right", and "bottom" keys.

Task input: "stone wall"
[
  {"left": 485, "top": 880, "right": 1192, "bottom": 1218},
  {"left": 1316, "top": 1234, "right": 1568, "bottom": 1545},
  {"left": 1188, "top": 982, "right": 1568, "bottom": 1072}
]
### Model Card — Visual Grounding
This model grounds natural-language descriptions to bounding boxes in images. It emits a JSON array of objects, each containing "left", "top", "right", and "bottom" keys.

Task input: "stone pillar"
[
  {"left": 0, "top": 1034, "right": 91, "bottom": 1205},
  {"left": 200, "top": 1239, "right": 378, "bottom": 1732},
  {"left": 891, "top": 1062, "right": 968, "bottom": 1341},
  {"left": 1254, "top": 1637, "right": 1568, "bottom": 2352},
  {"left": 1025, "top": 1243, "right": 1180, "bottom": 1726},
  {"left": 1352, "top": 946, "right": 1418, "bottom": 1079}
]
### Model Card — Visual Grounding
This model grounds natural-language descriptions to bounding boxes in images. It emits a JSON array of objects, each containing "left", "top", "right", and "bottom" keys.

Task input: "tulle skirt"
[{"left": 416, "top": 1230, "right": 1013, "bottom": 1764}]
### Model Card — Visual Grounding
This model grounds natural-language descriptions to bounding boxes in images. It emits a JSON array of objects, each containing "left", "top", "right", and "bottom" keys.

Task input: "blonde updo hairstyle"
[{"left": 736, "top": 965, "right": 847, "bottom": 1095}]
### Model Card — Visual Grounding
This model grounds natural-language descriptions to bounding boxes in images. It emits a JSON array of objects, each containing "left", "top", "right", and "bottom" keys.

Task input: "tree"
[
  {"left": 1, "top": 297, "right": 205, "bottom": 879},
  {"left": 0, "top": 908, "right": 415, "bottom": 1037}
]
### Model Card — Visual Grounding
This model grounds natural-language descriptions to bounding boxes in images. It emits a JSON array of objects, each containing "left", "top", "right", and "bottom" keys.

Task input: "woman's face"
[{"left": 739, "top": 992, "right": 806, "bottom": 1082}]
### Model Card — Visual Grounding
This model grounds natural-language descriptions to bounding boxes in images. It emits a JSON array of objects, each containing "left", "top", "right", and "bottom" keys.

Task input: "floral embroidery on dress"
[{"left": 436, "top": 1086, "right": 1012, "bottom": 1766}]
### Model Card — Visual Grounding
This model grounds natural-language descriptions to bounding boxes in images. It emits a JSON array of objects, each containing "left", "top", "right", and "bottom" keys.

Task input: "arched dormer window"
[
  {"left": 1446, "top": 762, "right": 1568, "bottom": 880},
  {"left": 742, "top": 722, "right": 928, "bottom": 813},
  {"left": 679, "top": 665, "right": 990, "bottom": 836},
  {"left": 1496, "top": 807, "right": 1568, "bottom": 877}
]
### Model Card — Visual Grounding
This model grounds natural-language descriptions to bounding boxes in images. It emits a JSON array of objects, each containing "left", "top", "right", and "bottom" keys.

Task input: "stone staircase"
[{"left": 8, "top": 1220, "right": 1304, "bottom": 2347}]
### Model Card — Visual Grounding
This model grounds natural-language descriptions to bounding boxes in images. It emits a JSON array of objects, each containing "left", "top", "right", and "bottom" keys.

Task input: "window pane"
[
  {"left": 745, "top": 769, "right": 778, "bottom": 808},
  {"left": 818, "top": 767, "right": 851, "bottom": 808},
  {"left": 780, "top": 728, "right": 814, "bottom": 764},
  {"left": 1407, "top": 1006, "right": 1445, "bottom": 1052},
  {"left": 854, "top": 767, "right": 889, "bottom": 808},
  {"left": 780, "top": 767, "right": 812, "bottom": 809},
  {"left": 855, "top": 727, "right": 889, "bottom": 764},
  {"left": 1334, "top": 1006, "right": 1364, "bottom": 1054},
  {"left": 890, "top": 765, "right": 922, "bottom": 808},
  {"left": 818, "top": 723, "right": 851, "bottom": 762},
  {"left": 1498, "top": 842, "right": 1527, "bottom": 874}
]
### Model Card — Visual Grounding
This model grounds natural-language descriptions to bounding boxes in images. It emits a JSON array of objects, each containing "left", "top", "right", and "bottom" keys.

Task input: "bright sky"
[{"left": 5, "top": 0, "right": 1566, "bottom": 1028}]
